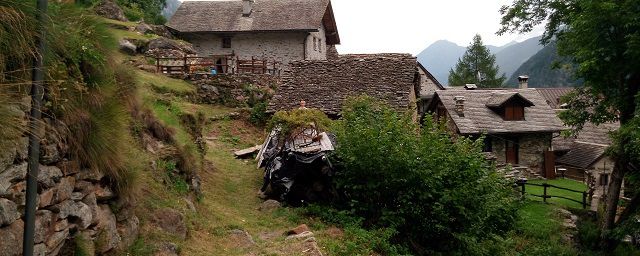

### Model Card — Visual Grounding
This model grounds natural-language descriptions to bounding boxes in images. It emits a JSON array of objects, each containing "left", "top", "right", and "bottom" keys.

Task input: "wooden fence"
[
  {"left": 515, "top": 179, "right": 590, "bottom": 209},
  {"left": 155, "top": 55, "right": 280, "bottom": 75}
]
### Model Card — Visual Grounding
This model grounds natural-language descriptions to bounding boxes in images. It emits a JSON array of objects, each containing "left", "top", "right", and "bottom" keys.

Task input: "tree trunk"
[
  {"left": 600, "top": 157, "right": 626, "bottom": 249},
  {"left": 617, "top": 191, "right": 640, "bottom": 226}
]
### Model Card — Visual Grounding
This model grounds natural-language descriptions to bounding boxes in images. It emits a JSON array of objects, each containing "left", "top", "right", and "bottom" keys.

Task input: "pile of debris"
[{"left": 254, "top": 127, "right": 337, "bottom": 206}]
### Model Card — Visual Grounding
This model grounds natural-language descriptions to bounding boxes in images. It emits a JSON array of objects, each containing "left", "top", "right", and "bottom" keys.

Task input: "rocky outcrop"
[
  {"left": 135, "top": 23, "right": 173, "bottom": 39},
  {"left": 119, "top": 39, "right": 137, "bottom": 55},
  {"left": 94, "top": 0, "right": 128, "bottom": 22},
  {"left": 146, "top": 37, "right": 196, "bottom": 58}
]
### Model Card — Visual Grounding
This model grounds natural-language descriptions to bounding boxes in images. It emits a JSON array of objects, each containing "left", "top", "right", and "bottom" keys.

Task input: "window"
[
  {"left": 313, "top": 37, "right": 317, "bottom": 51},
  {"left": 482, "top": 137, "right": 492, "bottom": 152},
  {"left": 504, "top": 102, "right": 525, "bottom": 121},
  {"left": 222, "top": 37, "right": 232, "bottom": 48},
  {"left": 600, "top": 174, "right": 609, "bottom": 186}
]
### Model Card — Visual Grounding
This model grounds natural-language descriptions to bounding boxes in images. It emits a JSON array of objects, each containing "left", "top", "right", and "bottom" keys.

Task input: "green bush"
[
  {"left": 331, "top": 96, "right": 517, "bottom": 254},
  {"left": 249, "top": 102, "right": 268, "bottom": 126}
]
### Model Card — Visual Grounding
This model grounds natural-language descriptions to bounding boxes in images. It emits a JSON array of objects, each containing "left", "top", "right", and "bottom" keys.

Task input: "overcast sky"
[{"left": 182, "top": 0, "right": 545, "bottom": 54}]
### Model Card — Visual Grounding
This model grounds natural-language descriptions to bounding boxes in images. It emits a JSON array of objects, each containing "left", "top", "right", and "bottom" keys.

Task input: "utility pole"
[{"left": 23, "top": 0, "right": 47, "bottom": 255}]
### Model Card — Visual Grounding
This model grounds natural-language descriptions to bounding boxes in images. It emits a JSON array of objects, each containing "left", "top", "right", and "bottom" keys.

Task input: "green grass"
[
  {"left": 523, "top": 178, "right": 588, "bottom": 209},
  {"left": 136, "top": 70, "right": 195, "bottom": 94},
  {"left": 512, "top": 201, "right": 578, "bottom": 255}
]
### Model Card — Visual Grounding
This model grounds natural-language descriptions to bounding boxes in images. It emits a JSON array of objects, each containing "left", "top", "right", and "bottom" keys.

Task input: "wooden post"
[
  {"left": 183, "top": 56, "right": 188, "bottom": 74},
  {"left": 583, "top": 191, "right": 587, "bottom": 209},
  {"left": 156, "top": 57, "right": 160, "bottom": 73},
  {"left": 543, "top": 184, "right": 548, "bottom": 203}
]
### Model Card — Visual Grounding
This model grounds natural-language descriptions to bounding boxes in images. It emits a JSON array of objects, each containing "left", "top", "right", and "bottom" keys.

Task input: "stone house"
[
  {"left": 416, "top": 62, "right": 445, "bottom": 117},
  {"left": 267, "top": 54, "right": 420, "bottom": 119},
  {"left": 538, "top": 87, "right": 620, "bottom": 210},
  {"left": 427, "top": 88, "right": 565, "bottom": 175},
  {"left": 166, "top": 0, "right": 340, "bottom": 72}
]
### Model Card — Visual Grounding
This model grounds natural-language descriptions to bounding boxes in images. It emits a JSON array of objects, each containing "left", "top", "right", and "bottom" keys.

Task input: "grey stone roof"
[
  {"left": 556, "top": 142, "right": 607, "bottom": 169},
  {"left": 485, "top": 93, "right": 534, "bottom": 108},
  {"left": 167, "top": 0, "right": 340, "bottom": 44},
  {"left": 552, "top": 122, "right": 619, "bottom": 151},
  {"left": 536, "top": 88, "right": 574, "bottom": 109},
  {"left": 267, "top": 54, "right": 418, "bottom": 115},
  {"left": 433, "top": 89, "right": 565, "bottom": 135}
]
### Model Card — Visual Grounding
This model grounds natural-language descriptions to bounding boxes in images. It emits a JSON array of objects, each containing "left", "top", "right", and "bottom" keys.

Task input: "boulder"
[
  {"left": 39, "top": 143, "right": 61, "bottom": 165},
  {"left": 45, "top": 228, "right": 68, "bottom": 253},
  {"left": 0, "top": 163, "right": 27, "bottom": 194},
  {"left": 117, "top": 215, "right": 139, "bottom": 250},
  {"left": 94, "top": 0, "right": 128, "bottom": 22},
  {"left": 39, "top": 188, "right": 55, "bottom": 208},
  {"left": 70, "top": 192, "right": 84, "bottom": 201},
  {"left": 95, "top": 185, "right": 115, "bottom": 201},
  {"left": 119, "top": 39, "right": 137, "bottom": 56},
  {"left": 75, "top": 180, "right": 94, "bottom": 194},
  {"left": 228, "top": 229, "right": 256, "bottom": 249},
  {"left": 154, "top": 242, "right": 179, "bottom": 256},
  {"left": 33, "top": 243, "right": 47, "bottom": 256},
  {"left": 37, "top": 165, "right": 63, "bottom": 189},
  {"left": 258, "top": 199, "right": 281, "bottom": 212},
  {"left": 287, "top": 224, "right": 310, "bottom": 235},
  {"left": 54, "top": 200, "right": 92, "bottom": 229},
  {"left": 54, "top": 219, "right": 70, "bottom": 232},
  {"left": 95, "top": 204, "right": 121, "bottom": 253},
  {"left": 54, "top": 176, "right": 75, "bottom": 204},
  {"left": 152, "top": 208, "right": 187, "bottom": 239},
  {"left": 285, "top": 231, "right": 314, "bottom": 241},
  {"left": 146, "top": 37, "right": 196, "bottom": 57},
  {"left": 82, "top": 193, "right": 99, "bottom": 225},
  {"left": 0, "top": 219, "right": 24, "bottom": 256},
  {"left": 75, "top": 168, "right": 104, "bottom": 182},
  {"left": 56, "top": 160, "right": 80, "bottom": 176},
  {"left": 134, "top": 23, "right": 153, "bottom": 34},
  {"left": 151, "top": 25, "right": 173, "bottom": 39},
  {"left": 0, "top": 198, "right": 20, "bottom": 226},
  {"left": 34, "top": 210, "right": 54, "bottom": 244}
]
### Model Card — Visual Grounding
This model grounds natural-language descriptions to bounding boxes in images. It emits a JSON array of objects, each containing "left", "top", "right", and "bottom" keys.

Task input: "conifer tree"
[{"left": 448, "top": 34, "right": 506, "bottom": 87}]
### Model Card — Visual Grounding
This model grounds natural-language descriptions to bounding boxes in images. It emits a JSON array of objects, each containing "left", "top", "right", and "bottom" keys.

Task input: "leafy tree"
[
  {"left": 448, "top": 34, "right": 507, "bottom": 88},
  {"left": 116, "top": 0, "right": 167, "bottom": 24},
  {"left": 498, "top": 0, "right": 640, "bottom": 249},
  {"left": 331, "top": 96, "right": 517, "bottom": 254}
]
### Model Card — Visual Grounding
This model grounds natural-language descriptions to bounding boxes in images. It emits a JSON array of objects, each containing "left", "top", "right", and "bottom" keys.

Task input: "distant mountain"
[
  {"left": 416, "top": 40, "right": 466, "bottom": 86},
  {"left": 162, "top": 0, "right": 181, "bottom": 19},
  {"left": 506, "top": 41, "right": 579, "bottom": 88},
  {"left": 494, "top": 36, "right": 544, "bottom": 81},
  {"left": 417, "top": 37, "right": 544, "bottom": 86}
]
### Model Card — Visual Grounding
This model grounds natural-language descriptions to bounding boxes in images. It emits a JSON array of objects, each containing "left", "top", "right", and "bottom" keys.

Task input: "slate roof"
[
  {"left": 267, "top": 54, "right": 418, "bottom": 115},
  {"left": 167, "top": 0, "right": 340, "bottom": 44},
  {"left": 552, "top": 122, "right": 619, "bottom": 151},
  {"left": 536, "top": 88, "right": 574, "bottom": 109},
  {"left": 486, "top": 93, "right": 534, "bottom": 108},
  {"left": 432, "top": 89, "right": 565, "bottom": 135},
  {"left": 556, "top": 142, "right": 607, "bottom": 169}
]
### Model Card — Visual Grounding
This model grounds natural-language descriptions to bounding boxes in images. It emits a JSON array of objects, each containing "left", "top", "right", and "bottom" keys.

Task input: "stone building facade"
[{"left": 167, "top": 0, "right": 340, "bottom": 71}]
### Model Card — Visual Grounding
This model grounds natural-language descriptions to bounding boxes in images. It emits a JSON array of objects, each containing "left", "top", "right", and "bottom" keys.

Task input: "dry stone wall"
[
  {"left": 0, "top": 118, "right": 138, "bottom": 256},
  {"left": 191, "top": 73, "right": 280, "bottom": 107}
]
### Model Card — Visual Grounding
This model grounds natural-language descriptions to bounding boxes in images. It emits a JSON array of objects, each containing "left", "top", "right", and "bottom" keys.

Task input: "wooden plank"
[{"left": 234, "top": 145, "right": 262, "bottom": 158}]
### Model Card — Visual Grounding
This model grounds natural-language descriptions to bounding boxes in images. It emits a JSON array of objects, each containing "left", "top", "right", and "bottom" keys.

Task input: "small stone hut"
[
  {"left": 267, "top": 54, "right": 420, "bottom": 118},
  {"left": 428, "top": 88, "right": 565, "bottom": 175}
]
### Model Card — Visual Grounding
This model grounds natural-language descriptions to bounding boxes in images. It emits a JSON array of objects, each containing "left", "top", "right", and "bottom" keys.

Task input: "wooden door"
[
  {"left": 506, "top": 139, "right": 519, "bottom": 165},
  {"left": 544, "top": 150, "right": 556, "bottom": 179}
]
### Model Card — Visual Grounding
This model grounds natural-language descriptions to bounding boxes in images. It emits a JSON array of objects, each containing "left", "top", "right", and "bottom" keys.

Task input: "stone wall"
[
  {"left": 304, "top": 25, "right": 327, "bottom": 60},
  {"left": 191, "top": 73, "right": 280, "bottom": 107},
  {"left": 492, "top": 133, "right": 551, "bottom": 173},
  {"left": 185, "top": 32, "right": 306, "bottom": 68},
  {"left": 0, "top": 119, "right": 138, "bottom": 256}
]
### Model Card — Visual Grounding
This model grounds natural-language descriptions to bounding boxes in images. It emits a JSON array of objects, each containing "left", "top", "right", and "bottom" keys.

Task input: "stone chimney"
[
  {"left": 454, "top": 96, "right": 466, "bottom": 116},
  {"left": 243, "top": 0, "right": 254, "bottom": 17},
  {"left": 518, "top": 75, "right": 529, "bottom": 89}
]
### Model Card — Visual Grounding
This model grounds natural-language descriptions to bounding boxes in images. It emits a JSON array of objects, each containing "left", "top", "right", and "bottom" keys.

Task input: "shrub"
[
  {"left": 267, "top": 108, "right": 332, "bottom": 142},
  {"left": 249, "top": 101, "right": 268, "bottom": 126},
  {"left": 331, "top": 96, "right": 517, "bottom": 254}
]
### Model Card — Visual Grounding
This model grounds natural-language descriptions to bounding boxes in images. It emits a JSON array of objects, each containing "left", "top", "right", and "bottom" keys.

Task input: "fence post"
[
  {"left": 582, "top": 192, "right": 587, "bottom": 209},
  {"left": 156, "top": 58, "right": 160, "bottom": 73},
  {"left": 183, "top": 56, "right": 188, "bottom": 74},
  {"left": 543, "top": 184, "right": 548, "bottom": 203}
]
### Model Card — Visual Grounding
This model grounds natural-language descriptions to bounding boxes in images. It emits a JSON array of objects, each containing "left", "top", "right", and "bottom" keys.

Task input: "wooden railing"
[
  {"left": 515, "top": 179, "right": 590, "bottom": 209},
  {"left": 155, "top": 55, "right": 280, "bottom": 75}
]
